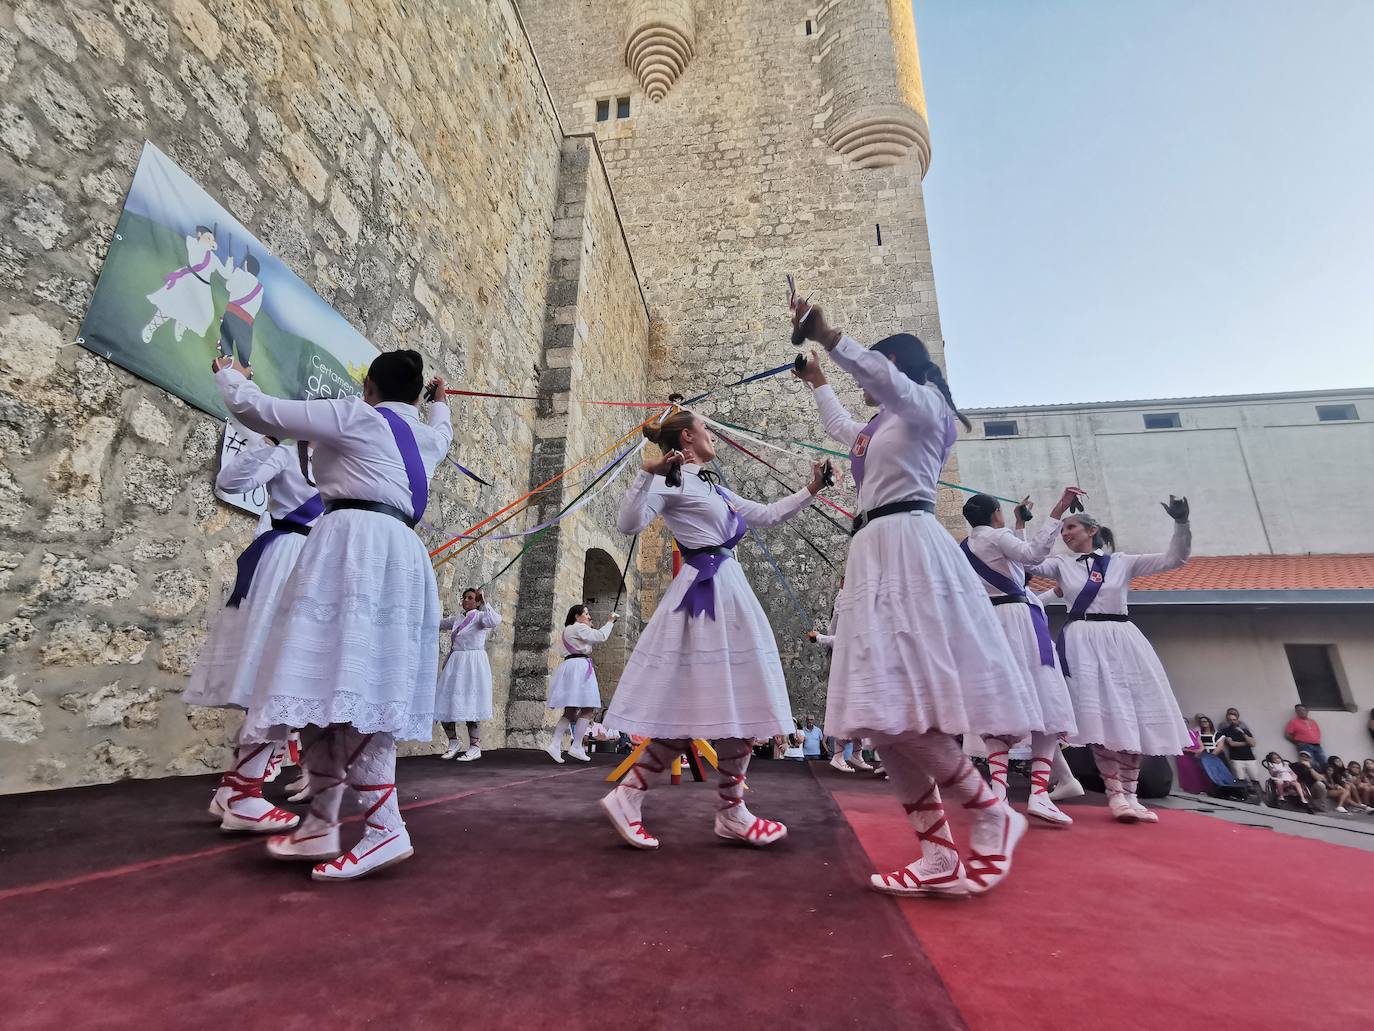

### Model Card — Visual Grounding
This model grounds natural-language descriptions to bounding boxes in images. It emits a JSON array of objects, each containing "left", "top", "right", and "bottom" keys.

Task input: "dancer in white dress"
[
  {"left": 598, "top": 410, "right": 829, "bottom": 850},
  {"left": 143, "top": 226, "right": 231, "bottom": 343},
  {"left": 794, "top": 301, "right": 1044, "bottom": 898},
  {"left": 1027, "top": 502, "right": 1193, "bottom": 823},
  {"left": 437, "top": 588, "right": 501, "bottom": 762},
  {"left": 545, "top": 605, "right": 620, "bottom": 763},
  {"left": 212, "top": 348, "right": 451, "bottom": 881},
  {"left": 185, "top": 434, "right": 320, "bottom": 833},
  {"left": 960, "top": 489, "right": 1084, "bottom": 827}
]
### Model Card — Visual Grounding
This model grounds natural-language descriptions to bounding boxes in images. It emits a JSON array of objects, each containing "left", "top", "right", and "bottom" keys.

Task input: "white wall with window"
[
  {"left": 956, "top": 388, "right": 1374, "bottom": 556},
  {"left": 1129, "top": 607, "right": 1374, "bottom": 763}
]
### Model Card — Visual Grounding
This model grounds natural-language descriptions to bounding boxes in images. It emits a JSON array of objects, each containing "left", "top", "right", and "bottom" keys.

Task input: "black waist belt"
[
  {"left": 676, "top": 542, "right": 733, "bottom": 560},
  {"left": 561, "top": 654, "right": 590, "bottom": 662},
  {"left": 324, "top": 499, "right": 417, "bottom": 529},
  {"left": 1064, "top": 613, "right": 1131, "bottom": 624},
  {"left": 851, "top": 499, "right": 936, "bottom": 535},
  {"left": 991, "top": 595, "right": 1027, "bottom": 607},
  {"left": 270, "top": 518, "right": 311, "bottom": 536}
]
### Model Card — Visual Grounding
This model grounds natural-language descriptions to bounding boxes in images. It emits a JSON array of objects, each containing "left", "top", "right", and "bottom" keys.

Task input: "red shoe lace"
[{"left": 902, "top": 786, "right": 956, "bottom": 852}]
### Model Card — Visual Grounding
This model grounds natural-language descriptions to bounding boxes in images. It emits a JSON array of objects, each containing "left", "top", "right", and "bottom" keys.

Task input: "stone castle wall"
[
  {"left": 517, "top": 0, "right": 962, "bottom": 721},
  {"left": 0, "top": 0, "right": 649, "bottom": 792}
]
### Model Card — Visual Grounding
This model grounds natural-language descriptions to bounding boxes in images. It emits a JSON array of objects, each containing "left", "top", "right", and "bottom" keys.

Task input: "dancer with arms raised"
[
  {"left": 211, "top": 348, "right": 451, "bottom": 881},
  {"left": 794, "top": 301, "right": 1045, "bottom": 898},
  {"left": 1028, "top": 503, "right": 1193, "bottom": 823},
  {"left": 599, "top": 410, "right": 829, "bottom": 849}
]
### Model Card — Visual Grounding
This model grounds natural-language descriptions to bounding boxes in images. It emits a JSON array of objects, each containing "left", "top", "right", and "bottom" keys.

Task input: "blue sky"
[{"left": 913, "top": 0, "right": 1374, "bottom": 407}]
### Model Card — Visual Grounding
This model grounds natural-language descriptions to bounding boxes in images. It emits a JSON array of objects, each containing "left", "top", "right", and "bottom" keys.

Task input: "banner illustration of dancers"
[{"left": 77, "top": 141, "right": 377, "bottom": 422}]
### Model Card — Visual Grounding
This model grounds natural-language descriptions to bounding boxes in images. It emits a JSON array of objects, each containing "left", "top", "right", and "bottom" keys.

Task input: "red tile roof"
[{"left": 1029, "top": 554, "right": 1374, "bottom": 594}]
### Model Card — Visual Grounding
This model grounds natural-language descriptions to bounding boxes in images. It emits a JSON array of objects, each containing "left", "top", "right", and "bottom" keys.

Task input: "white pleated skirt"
[
  {"left": 827, "top": 513, "right": 1045, "bottom": 741},
  {"left": 546, "top": 656, "right": 602, "bottom": 710},
  {"left": 1059, "top": 620, "right": 1191, "bottom": 755},
  {"left": 992, "top": 602, "right": 1078, "bottom": 738},
  {"left": 241, "top": 508, "right": 440, "bottom": 742},
  {"left": 435, "top": 650, "right": 493, "bottom": 721},
  {"left": 185, "top": 532, "right": 309, "bottom": 710},
  {"left": 605, "top": 558, "right": 794, "bottom": 739}
]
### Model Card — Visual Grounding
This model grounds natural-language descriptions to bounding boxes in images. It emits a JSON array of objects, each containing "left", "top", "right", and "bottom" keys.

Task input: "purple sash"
[
  {"left": 377, "top": 408, "right": 429, "bottom": 521},
  {"left": 675, "top": 489, "right": 748, "bottom": 620},
  {"left": 225, "top": 493, "right": 323, "bottom": 608},
  {"left": 231, "top": 282, "right": 263, "bottom": 307},
  {"left": 960, "top": 539, "right": 1055, "bottom": 667},
  {"left": 1055, "top": 554, "right": 1110, "bottom": 676},
  {"left": 442, "top": 610, "right": 479, "bottom": 669},
  {"left": 849, "top": 410, "right": 885, "bottom": 492},
  {"left": 562, "top": 631, "right": 594, "bottom": 682},
  {"left": 164, "top": 250, "right": 213, "bottom": 289}
]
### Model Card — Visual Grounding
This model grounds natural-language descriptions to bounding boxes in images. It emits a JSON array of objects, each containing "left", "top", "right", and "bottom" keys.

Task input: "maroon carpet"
[{"left": 0, "top": 753, "right": 964, "bottom": 1030}]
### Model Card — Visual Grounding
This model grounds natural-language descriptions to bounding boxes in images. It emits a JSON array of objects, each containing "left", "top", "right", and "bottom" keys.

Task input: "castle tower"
[{"left": 518, "top": 0, "right": 960, "bottom": 715}]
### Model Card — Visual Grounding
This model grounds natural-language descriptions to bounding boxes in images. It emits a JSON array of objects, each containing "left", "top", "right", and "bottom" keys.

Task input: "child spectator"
[{"left": 1262, "top": 752, "right": 1310, "bottom": 811}]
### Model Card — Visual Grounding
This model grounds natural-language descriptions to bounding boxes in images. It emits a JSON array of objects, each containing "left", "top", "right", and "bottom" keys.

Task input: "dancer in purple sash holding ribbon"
[
  {"left": 545, "top": 604, "right": 620, "bottom": 764},
  {"left": 794, "top": 300, "right": 1044, "bottom": 899},
  {"left": 599, "top": 410, "right": 829, "bottom": 850},
  {"left": 437, "top": 587, "right": 501, "bottom": 762},
  {"left": 1027, "top": 501, "right": 1193, "bottom": 824},
  {"left": 143, "top": 225, "right": 231, "bottom": 343},
  {"left": 185, "top": 432, "right": 320, "bottom": 833},
  {"left": 211, "top": 348, "right": 451, "bottom": 881},
  {"left": 960, "top": 489, "right": 1084, "bottom": 828}
]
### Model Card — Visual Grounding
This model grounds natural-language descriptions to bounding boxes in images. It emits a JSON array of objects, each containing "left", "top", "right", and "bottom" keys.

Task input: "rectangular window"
[
  {"left": 617, "top": 96, "right": 631, "bottom": 119},
  {"left": 875, "top": 224, "right": 883, "bottom": 246},
  {"left": 595, "top": 99, "right": 610, "bottom": 122},
  {"left": 1316, "top": 403, "right": 1358, "bottom": 421},
  {"left": 983, "top": 420, "right": 1018, "bottom": 438},
  {"left": 805, "top": 19, "right": 813, "bottom": 35},
  {"left": 1143, "top": 412, "right": 1181, "bottom": 429},
  {"left": 1284, "top": 644, "right": 1347, "bottom": 710}
]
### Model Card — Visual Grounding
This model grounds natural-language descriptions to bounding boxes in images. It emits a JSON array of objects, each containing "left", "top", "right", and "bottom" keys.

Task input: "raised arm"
[
  {"left": 478, "top": 604, "right": 502, "bottom": 629},
  {"left": 425, "top": 395, "right": 454, "bottom": 455},
  {"left": 439, "top": 614, "right": 457, "bottom": 632},
  {"left": 616, "top": 470, "right": 668, "bottom": 534},
  {"left": 719, "top": 483, "right": 814, "bottom": 529},
  {"left": 992, "top": 519, "right": 1062, "bottom": 566},
  {"left": 215, "top": 366, "right": 354, "bottom": 444},
  {"left": 811, "top": 384, "right": 867, "bottom": 449},
  {"left": 577, "top": 619, "right": 618, "bottom": 645},
  {"left": 829, "top": 335, "right": 946, "bottom": 426},
  {"left": 1126, "top": 519, "right": 1192, "bottom": 579},
  {"left": 215, "top": 440, "right": 289, "bottom": 493}
]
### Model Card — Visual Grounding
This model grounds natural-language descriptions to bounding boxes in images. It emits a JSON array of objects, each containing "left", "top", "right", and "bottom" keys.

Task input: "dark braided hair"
[{"left": 870, "top": 333, "right": 972, "bottom": 430}]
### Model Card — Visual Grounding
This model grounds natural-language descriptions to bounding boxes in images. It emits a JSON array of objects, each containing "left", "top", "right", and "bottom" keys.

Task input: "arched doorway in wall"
[{"left": 581, "top": 548, "right": 629, "bottom": 707}]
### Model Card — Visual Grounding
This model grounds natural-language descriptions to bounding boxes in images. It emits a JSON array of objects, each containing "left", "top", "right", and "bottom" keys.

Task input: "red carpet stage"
[{"left": 1, "top": 753, "right": 1368, "bottom": 1030}]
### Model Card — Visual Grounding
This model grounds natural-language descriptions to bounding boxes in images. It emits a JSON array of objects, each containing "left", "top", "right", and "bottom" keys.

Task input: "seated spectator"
[
  {"left": 1177, "top": 715, "right": 1221, "bottom": 794},
  {"left": 1262, "top": 752, "right": 1312, "bottom": 811},
  {"left": 1284, "top": 705, "right": 1328, "bottom": 767},
  {"left": 782, "top": 733, "right": 806, "bottom": 761},
  {"left": 1292, "top": 752, "right": 1329, "bottom": 811},
  {"left": 1218, "top": 707, "right": 1266, "bottom": 800},
  {"left": 1345, "top": 760, "right": 1374, "bottom": 807},
  {"left": 1323, "top": 757, "right": 1363, "bottom": 814}
]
